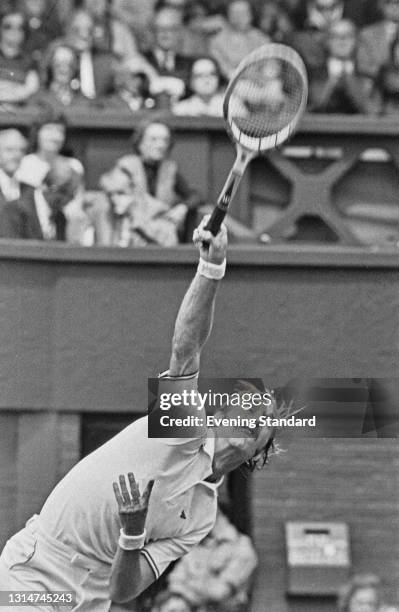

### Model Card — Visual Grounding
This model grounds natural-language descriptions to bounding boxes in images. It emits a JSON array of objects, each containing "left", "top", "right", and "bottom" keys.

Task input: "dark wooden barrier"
[
  {"left": 0, "top": 242, "right": 398, "bottom": 611},
  {"left": 3, "top": 111, "right": 399, "bottom": 245}
]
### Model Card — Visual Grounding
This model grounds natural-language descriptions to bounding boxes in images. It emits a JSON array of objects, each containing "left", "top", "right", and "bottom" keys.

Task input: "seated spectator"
[
  {"left": 116, "top": 119, "right": 204, "bottom": 241},
  {"left": 209, "top": 0, "right": 269, "bottom": 80},
  {"left": 44, "top": 9, "right": 116, "bottom": 100},
  {"left": 376, "top": 37, "right": 399, "bottom": 113},
  {"left": 290, "top": 0, "right": 345, "bottom": 70},
  {"left": 291, "top": 0, "right": 381, "bottom": 29},
  {"left": 255, "top": 0, "right": 294, "bottom": 43},
  {"left": 32, "top": 43, "right": 90, "bottom": 110},
  {"left": 105, "top": 63, "right": 157, "bottom": 113},
  {"left": 167, "top": 509, "right": 258, "bottom": 612},
  {"left": 173, "top": 56, "right": 224, "bottom": 116},
  {"left": 0, "top": 8, "right": 40, "bottom": 108},
  {"left": 308, "top": 19, "right": 375, "bottom": 113},
  {"left": 182, "top": 0, "right": 226, "bottom": 57},
  {"left": 109, "top": 0, "right": 158, "bottom": 52},
  {"left": 337, "top": 573, "right": 399, "bottom": 612},
  {"left": 19, "top": 0, "right": 63, "bottom": 64},
  {"left": 16, "top": 114, "right": 88, "bottom": 243},
  {"left": 357, "top": 0, "right": 399, "bottom": 83},
  {"left": 0, "top": 158, "right": 80, "bottom": 241},
  {"left": 141, "top": 5, "right": 193, "bottom": 105},
  {"left": 82, "top": 0, "right": 138, "bottom": 62},
  {"left": 93, "top": 165, "right": 179, "bottom": 247},
  {"left": 17, "top": 114, "right": 84, "bottom": 191},
  {"left": 0, "top": 128, "right": 28, "bottom": 213}
]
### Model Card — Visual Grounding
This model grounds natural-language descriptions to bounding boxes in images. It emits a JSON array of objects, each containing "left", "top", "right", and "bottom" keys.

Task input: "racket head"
[{"left": 223, "top": 43, "right": 308, "bottom": 153}]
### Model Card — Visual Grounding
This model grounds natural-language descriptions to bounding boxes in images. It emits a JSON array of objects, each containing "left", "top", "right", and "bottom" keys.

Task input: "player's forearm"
[
  {"left": 110, "top": 549, "right": 154, "bottom": 603},
  {"left": 168, "top": 272, "right": 220, "bottom": 376}
]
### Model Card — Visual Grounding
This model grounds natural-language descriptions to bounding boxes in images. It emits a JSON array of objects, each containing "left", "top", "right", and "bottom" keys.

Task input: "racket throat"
[{"left": 217, "top": 150, "right": 253, "bottom": 211}]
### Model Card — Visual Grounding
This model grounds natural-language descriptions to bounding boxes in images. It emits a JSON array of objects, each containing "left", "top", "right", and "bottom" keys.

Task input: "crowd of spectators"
[
  {"left": 0, "top": 0, "right": 398, "bottom": 117},
  {"left": 1, "top": 0, "right": 399, "bottom": 247}
]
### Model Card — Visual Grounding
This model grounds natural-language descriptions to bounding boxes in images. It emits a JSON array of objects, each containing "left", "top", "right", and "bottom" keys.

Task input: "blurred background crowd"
[
  {"left": 1, "top": 0, "right": 398, "bottom": 116},
  {"left": 0, "top": 0, "right": 398, "bottom": 246}
]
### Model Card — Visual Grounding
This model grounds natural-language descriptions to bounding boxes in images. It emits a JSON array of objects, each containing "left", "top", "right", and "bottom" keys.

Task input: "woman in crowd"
[
  {"left": 173, "top": 56, "right": 224, "bottom": 116},
  {"left": 116, "top": 119, "right": 204, "bottom": 242},
  {"left": 33, "top": 43, "right": 90, "bottom": 110},
  {"left": 0, "top": 8, "right": 40, "bottom": 108},
  {"left": 17, "top": 114, "right": 90, "bottom": 244}
]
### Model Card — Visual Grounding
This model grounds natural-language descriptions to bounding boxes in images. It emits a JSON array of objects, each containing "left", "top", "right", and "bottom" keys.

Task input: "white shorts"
[{"left": 0, "top": 516, "right": 111, "bottom": 612}]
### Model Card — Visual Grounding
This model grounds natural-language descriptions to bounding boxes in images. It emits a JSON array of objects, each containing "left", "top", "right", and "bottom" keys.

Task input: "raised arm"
[{"left": 168, "top": 216, "right": 227, "bottom": 377}]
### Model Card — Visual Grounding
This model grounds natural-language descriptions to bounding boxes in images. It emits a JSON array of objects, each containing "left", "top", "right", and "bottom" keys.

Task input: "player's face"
[
  {"left": 211, "top": 404, "right": 274, "bottom": 478},
  {"left": 349, "top": 587, "right": 379, "bottom": 612},
  {"left": 139, "top": 123, "right": 171, "bottom": 162}
]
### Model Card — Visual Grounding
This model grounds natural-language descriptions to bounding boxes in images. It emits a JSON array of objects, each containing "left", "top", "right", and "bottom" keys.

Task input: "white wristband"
[
  {"left": 197, "top": 258, "right": 226, "bottom": 280},
  {"left": 118, "top": 528, "right": 146, "bottom": 551}
]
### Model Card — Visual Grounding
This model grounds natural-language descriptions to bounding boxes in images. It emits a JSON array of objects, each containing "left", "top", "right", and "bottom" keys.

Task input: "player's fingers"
[
  {"left": 141, "top": 479, "right": 154, "bottom": 507},
  {"left": 127, "top": 472, "right": 141, "bottom": 506},
  {"left": 112, "top": 482, "right": 124, "bottom": 508},
  {"left": 198, "top": 214, "right": 211, "bottom": 230},
  {"left": 119, "top": 474, "right": 131, "bottom": 505},
  {"left": 197, "top": 228, "right": 214, "bottom": 244}
]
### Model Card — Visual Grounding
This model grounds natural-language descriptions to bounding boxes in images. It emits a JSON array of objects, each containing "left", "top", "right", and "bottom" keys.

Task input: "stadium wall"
[{"left": 0, "top": 243, "right": 398, "bottom": 611}]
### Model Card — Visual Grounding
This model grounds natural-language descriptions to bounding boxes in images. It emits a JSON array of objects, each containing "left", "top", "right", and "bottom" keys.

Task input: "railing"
[{"left": 3, "top": 111, "right": 399, "bottom": 245}]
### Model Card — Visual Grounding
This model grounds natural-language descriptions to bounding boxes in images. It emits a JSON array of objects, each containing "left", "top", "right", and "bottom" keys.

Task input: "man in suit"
[
  {"left": 357, "top": 0, "right": 399, "bottom": 80},
  {"left": 0, "top": 157, "right": 80, "bottom": 241},
  {"left": 46, "top": 8, "right": 116, "bottom": 99},
  {"left": 308, "top": 19, "right": 375, "bottom": 113},
  {"left": 141, "top": 5, "right": 192, "bottom": 103}
]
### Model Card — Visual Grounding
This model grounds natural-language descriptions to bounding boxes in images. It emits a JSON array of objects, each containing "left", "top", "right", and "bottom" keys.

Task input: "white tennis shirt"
[{"left": 39, "top": 372, "right": 218, "bottom": 580}]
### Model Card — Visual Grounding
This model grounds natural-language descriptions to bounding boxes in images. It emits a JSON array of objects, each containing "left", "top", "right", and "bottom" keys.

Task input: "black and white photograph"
[{"left": 0, "top": 1, "right": 398, "bottom": 612}]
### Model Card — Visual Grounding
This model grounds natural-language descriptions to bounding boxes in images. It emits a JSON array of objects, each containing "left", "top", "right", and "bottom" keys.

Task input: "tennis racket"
[{"left": 204, "top": 43, "right": 308, "bottom": 237}]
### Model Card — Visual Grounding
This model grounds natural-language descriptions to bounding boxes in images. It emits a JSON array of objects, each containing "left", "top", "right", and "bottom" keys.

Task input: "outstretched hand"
[
  {"left": 193, "top": 215, "right": 227, "bottom": 265},
  {"left": 113, "top": 473, "right": 154, "bottom": 536}
]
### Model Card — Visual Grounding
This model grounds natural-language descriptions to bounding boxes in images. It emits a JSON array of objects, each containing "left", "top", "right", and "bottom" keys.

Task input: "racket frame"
[{"left": 205, "top": 43, "right": 308, "bottom": 237}]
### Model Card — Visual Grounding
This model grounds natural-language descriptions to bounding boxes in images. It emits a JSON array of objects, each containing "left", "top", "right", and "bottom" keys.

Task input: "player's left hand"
[{"left": 113, "top": 473, "right": 154, "bottom": 536}]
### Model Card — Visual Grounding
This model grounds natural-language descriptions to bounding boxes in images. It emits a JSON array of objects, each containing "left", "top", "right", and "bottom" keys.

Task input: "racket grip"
[{"left": 204, "top": 206, "right": 227, "bottom": 237}]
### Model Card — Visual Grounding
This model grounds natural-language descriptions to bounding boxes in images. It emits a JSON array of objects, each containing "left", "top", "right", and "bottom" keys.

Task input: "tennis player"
[{"left": 0, "top": 216, "right": 276, "bottom": 611}]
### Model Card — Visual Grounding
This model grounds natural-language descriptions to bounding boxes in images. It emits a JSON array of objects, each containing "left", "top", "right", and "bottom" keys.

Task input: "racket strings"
[{"left": 227, "top": 57, "right": 305, "bottom": 140}]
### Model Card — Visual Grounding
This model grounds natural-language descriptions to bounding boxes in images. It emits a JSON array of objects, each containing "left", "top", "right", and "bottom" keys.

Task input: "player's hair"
[{"left": 337, "top": 574, "right": 381, "bottom": 612}]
